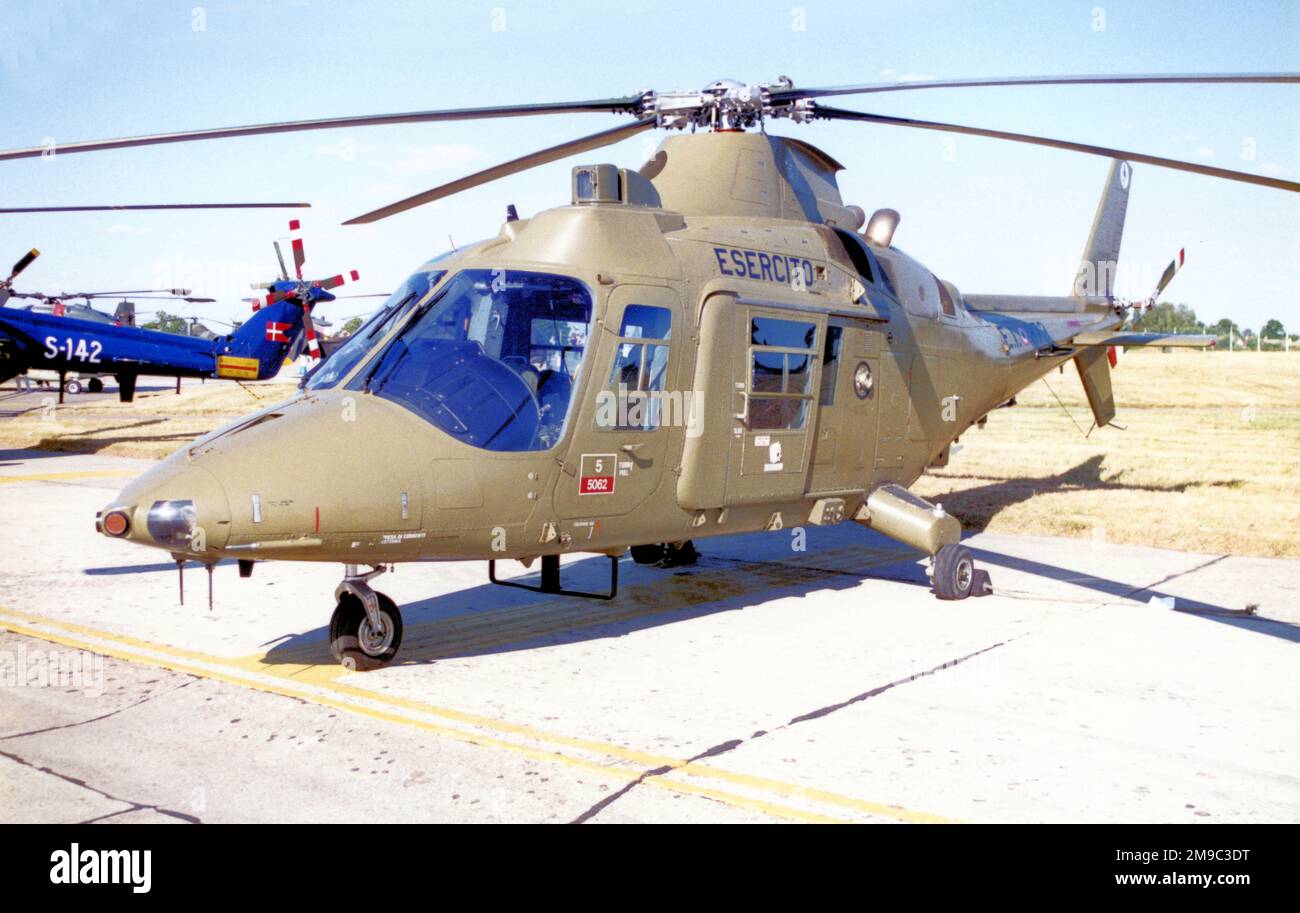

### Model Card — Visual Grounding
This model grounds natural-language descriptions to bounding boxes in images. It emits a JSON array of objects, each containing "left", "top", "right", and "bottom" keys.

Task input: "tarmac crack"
[
  {"left": 0, "top": 677, "right": 197, "bottom": 741},
  {"left": 0, "top": 747, "right": 201, "bottom": 824},
  {"left": 783, "top": 639, "right": 1011, "bottom": 726},
  {"left": 569, "top": 638, "right": 1011, "bottom": 824},
  {"left": 1123, "top": 554, "right": 1229, "bottom": 599}
]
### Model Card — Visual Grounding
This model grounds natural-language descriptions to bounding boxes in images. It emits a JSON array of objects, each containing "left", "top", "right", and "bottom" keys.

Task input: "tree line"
[{"left": 1132, "top": 302, "right": 1293, "bottom": 348}]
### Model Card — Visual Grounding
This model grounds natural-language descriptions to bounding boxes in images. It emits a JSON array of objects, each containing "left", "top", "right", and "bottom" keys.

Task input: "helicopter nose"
[{"left": 98, "top": 460, "right": 232, "bottom": 554}]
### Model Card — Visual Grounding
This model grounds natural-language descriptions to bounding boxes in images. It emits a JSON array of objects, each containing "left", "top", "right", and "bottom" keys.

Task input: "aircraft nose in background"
[{"left": 97, "top": 461, "right": 233, "bottom": 555}]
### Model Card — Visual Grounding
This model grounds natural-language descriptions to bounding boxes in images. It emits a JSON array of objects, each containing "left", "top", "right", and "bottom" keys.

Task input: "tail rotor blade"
[
  {"left": 1151, "top": 248, "right": 1185, "bottom": 301},
  {"left": 273, "top": 241, "right": 290, "bottom": 282},
  {"left": 315, "top": 270, "right": 360, "bottom": 292},
  {"left": 301, "top": 301, "right": 321, "bottom": 359},
  {"left": 260, "top": 288, "right": 299, "bottom": 308},
  {"left": 289, "top": 220, "right": 305, "bottom": 280}
]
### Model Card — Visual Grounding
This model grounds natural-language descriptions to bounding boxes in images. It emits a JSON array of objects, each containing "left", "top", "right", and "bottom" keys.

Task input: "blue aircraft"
[
  {"left": 0, "top": 222, "right": 363, "bottom": 402},
  {"left": 0, "top": 247, "right": 310, "bottom": 402}
]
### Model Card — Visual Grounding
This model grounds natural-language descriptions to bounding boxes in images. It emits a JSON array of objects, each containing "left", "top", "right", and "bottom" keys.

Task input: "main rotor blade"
[
  {"left": 0, "top": 203, "right": 310, "bottom": 213},
  {"left": 813, "top": 105, "right": 1300, "bottom": 192},
  {"left": 344, "top": 117, "right": 658, "bottom": 224},
  {"left": 775, "top": 71, "right": 1300, "bottom": 102},
  {"left": 73, "top": 288, "right": 195, "bottom": 297},
  {"left": 82, "top": 294, "right": 218, "bottom": 303},
  {"left": 0, "top": 97, "right": 643, "bottom": 162}
]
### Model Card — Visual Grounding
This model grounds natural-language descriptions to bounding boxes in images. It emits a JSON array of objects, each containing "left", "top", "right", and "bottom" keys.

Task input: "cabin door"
[{"left": 806, "top": 320, "right": 882, "bottom": 493}]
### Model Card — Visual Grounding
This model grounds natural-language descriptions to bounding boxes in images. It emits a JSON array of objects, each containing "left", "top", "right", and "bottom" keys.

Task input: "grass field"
[
  {"left": 914, "top": 353, "right": 1300, "bottom": 557},
  {"left": 0, "top": 379, "right": 299, "bottom": 459},
  {"left": 2, "top": 354, "right": 1297, "bottom": 557}
]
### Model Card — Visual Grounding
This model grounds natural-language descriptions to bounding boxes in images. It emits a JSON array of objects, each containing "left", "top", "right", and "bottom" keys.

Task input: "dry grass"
[
  {"left": 915, "top": 352, "right": 1300, "bottom": 557},
  {"left": 3, "top": 354, "right": 1298, "bottom": 557},
  {"left": 0, "top": 380, "right": 299, "bottom": 459}
]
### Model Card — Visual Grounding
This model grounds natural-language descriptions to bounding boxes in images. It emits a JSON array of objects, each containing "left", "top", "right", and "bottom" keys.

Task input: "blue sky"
[{"left": 1, "top": 0, "right": 1296, "bottom": 331}]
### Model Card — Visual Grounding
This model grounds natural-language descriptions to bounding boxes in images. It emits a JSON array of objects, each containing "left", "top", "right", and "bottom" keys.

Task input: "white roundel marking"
[{"left": 1119, "top": 162, "right": 1131, "bottom": 189}]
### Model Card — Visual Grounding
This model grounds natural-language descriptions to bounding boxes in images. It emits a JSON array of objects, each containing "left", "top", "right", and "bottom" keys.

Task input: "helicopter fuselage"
[{"left": 98, "top": 135, "right": 1120, "bottom": 567}]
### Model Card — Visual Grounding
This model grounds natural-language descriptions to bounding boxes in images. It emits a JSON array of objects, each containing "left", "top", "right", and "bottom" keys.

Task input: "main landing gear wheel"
[
  {"left": 329, "top": 592, "right": 403, "bottom": 671},
  {"left": 630, "top": 541, "right": 700, "bottom": 568},
  {"left": 87, "top": 378, "right": 104, "bottom": 393},
  {"left": 63, "top": 378, "right": 83, "bottom": 395},
  {"left": 932, "top": 544, "right": 976, "bottom": 600},
  {"left": 630, "top": 544, "right": 664, "bottom": 565}
]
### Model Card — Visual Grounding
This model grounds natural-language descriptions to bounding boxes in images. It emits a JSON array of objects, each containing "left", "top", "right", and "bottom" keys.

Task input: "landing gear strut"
[
  {"left": 488, "top": 553, "right": 618, "bottom": 600},
  {"left": 329, "top": 564, "right": 403, "bottom": 670}
]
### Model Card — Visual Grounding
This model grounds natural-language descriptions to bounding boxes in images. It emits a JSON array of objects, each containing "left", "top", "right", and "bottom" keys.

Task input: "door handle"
[{"left": 733, "top": 390, "right": 750, "bottom": 427}]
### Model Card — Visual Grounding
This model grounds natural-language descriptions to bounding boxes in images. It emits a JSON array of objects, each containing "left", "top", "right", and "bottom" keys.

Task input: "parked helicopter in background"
[
  {"left": 1, "top": 200, "right": 316, "bottom": 397},
  {"left": 0, "top": 232, "right": 346, "bottom": 402},
  {"left": 7, "top": 70, "right": 1293, "bottom": 670}
]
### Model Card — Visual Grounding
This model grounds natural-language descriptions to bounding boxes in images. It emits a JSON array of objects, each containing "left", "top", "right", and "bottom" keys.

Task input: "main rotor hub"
[{"left": 637, "top": 77, "right": 816, "bottom": 131}]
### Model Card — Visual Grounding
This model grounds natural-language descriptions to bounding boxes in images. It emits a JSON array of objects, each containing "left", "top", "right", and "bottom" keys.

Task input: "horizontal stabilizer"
[{"left": 1072, "top": 331, "right": 1215, "bottom": 348}]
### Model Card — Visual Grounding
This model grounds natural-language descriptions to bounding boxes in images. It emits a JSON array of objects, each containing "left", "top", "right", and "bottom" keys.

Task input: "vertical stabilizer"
[
  {"left": 1073, "top": 159, "right": 1131, "bottom": 299},
  {"left": 1072, "top": 161, "right": 1130, "bottom": 427},
  {"left": 214, "top": 299, "right": 304, "bottom": 380}
]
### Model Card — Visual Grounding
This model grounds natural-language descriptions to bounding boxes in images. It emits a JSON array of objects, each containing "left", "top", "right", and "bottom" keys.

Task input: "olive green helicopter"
[{"left": 5, "top": 71, "right": 1295, "bottom": 670}]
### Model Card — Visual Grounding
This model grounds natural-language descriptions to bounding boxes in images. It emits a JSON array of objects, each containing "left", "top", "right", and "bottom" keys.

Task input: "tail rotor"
[
  {"left": 1110, "top": 247, "right": 1186, "bottom": 366},
  {"left": 248, "top": 220, "right": 361, "bottom": 360}
]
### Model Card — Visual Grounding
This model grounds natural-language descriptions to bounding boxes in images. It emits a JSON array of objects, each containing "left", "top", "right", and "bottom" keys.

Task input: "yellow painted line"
[
  {"left": 0, "top": 611, "right": 841, "bottom": 824},
  {"left": 0, "top": 548, "right": 953, "bottom": 827},
  {"left": 266, "top": 544, "right": 911, "bottom": 668},
  {"left": 0, "top": 470, "right": 133, "bottom": 484}
]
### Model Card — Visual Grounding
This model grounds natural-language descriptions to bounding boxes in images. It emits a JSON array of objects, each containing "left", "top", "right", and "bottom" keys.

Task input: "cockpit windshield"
[
  {"left": 305, "top": 268, "right": 447, "bottom": 391},
  {"left": 349, "top": 269, "right": 592, "bottom": 452}
]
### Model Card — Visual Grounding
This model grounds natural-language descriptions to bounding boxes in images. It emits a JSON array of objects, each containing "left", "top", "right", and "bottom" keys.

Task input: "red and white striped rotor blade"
[
  {"left": 300, "top": 301, "right": 321, "bottom": 359},
  {"left": 260, "top": 288, "right": 300, "bottom": 308},
  {"left": 316, "top": 269, "right": 360, "bottom": 291},
  {"left": 1151, "top": 248, "right": 1185, "bottom": 301},
  {"left": 289, "top": 219, "right": 306, "bottom": 280}
]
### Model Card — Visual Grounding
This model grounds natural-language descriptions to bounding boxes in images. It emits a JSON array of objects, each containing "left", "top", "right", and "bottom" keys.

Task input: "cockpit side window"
[
  {"left": 351, "top": 270, "right": 592, "bottom": 453},
  {"left": 600, "top": 304, "right": 672, "bottom": 431}
]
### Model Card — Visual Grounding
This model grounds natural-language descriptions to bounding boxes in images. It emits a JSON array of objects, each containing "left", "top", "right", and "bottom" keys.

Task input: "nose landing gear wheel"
[
  {"left": 329, "top": 592, "right": 403, "bottom": 670},
  {"left": 932, "top": 544, "right": 976, "bottom": 600}
]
